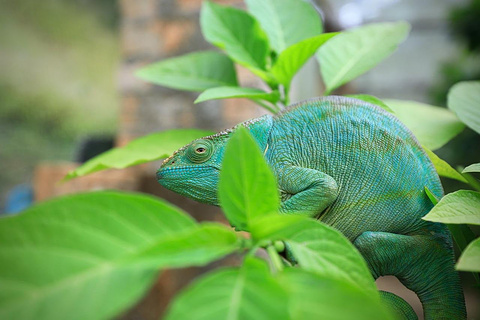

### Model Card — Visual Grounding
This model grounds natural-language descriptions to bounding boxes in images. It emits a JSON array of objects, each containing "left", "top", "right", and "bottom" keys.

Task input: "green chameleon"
[{"left": 156, "top": 96, "right": 466, "bottom": 319}]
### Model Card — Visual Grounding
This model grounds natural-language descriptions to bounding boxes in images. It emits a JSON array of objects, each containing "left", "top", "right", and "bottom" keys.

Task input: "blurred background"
[
  {"left": 0, "top": 0, "right": 120, "bottom": 212},
  {"left": 0, "top": 0, "right": 478, "bottom": 318}
]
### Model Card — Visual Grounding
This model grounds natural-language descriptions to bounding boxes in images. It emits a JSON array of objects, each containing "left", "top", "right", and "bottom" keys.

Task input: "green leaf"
[
  {"left": 285, "top": 223, "right": 376, "bottom": 293},
  {"left": 425, "top": 186, "right": 439, "bottom": 205},
  {"left": 250, "top": 214, "right": 309, "bottom": 241},
  {"left": 245, "top": 0, "right": 323, "bottom": 53},
  {"left": 463, "top": 163, "right": 480, "bottom": 173},
  {"left": 270, "top": 33, "right": 338, "bottom": 87},
  {"left": 201, "top": 1, "right": 269, "bottom": 75},
  {"left": 65, "top": 129, "right": 213, "bottom": 180},
  {"left": 195, "top": 86, "right": 279, "bottom": 104},
  {"left": 250, "top": 215, "right": 376, "bottom": 293},
  {"left": 346, "top": 94, "right": 394, "bottom": 113},
  {"left": 165, "top": 257, "right": 290, "bottom": 320},
  {"left": 446, "top": 225, "right": 479, "bottom": 291},
  {"left": 456, "top": 238, "right": 480, "bottom": 272},
  {"left": 318, "top": 22, "right": 410, "bottom": 94},
  {"left": 279, "top": 268, "right": 395, "bottom": 320},
  {"left": 447, "top": 224, "right": 477, "bottom": 255},
  {"left": 130, "top": 223, "right": 240, "bottom": 269},
  {"left": 423, "top": 190, "right": 480, "bottom": 225},
  {"left": 136, "top": 51, "right": 237, "bottom": 92},
  {"left": 423, "top": 148, "right": 468, "bottom": 183},
  {"left": 385, "top": 99, "right": 465, "bottom": 150},
  {"left": 448, "top": 81, "right": 480, "bottom": 134},
  {"left": 218, "top": 127, "right": 279, "bottom": 231},
  {"left": 0, "top": 191, "right": 197, "bottom": 320}
]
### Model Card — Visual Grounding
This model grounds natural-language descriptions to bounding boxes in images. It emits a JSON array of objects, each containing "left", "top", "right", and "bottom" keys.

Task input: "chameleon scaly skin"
[{"left": 157, "top": 96, "right": 466, "bottom": 319}]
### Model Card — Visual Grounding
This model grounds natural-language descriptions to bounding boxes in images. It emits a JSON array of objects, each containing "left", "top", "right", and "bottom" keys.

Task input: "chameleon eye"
[{"left": 187, "top": 140, "right": 214, "bottom": 163}]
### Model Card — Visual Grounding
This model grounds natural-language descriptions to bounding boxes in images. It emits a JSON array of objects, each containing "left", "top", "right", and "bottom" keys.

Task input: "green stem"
[
  {"left": 246, "top": 244, "right": 260, "bottom": 258},
  {"left": 462, "top": 172, "right": 480, "bottom": 192},
  {"left": 267, "top": 245, "right": 284, "bottom": 273},
  {"left": 253, "top": 99, "right": 279, "bottom": 114},
  {"left": 283, "top": 85, "right": 290, "bottom": 106}
]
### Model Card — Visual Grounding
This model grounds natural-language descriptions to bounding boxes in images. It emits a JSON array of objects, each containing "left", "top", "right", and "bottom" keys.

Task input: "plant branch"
[
  {"left": 462, "top": 172, "right": 480, "bottom": 192},
  {"left": 267, "top": 245, "right": 284, "bottom": 273},
  {"left": 252, "top": 99, "right": 279, "bottom": 114}
]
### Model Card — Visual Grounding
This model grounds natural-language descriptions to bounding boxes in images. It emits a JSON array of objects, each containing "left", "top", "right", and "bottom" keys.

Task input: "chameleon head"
[{"left": 156, "top": 133, "right": 230, "bottom": 206}]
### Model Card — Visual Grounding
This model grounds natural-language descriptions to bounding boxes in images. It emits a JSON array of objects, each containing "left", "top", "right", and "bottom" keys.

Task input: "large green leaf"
[
  {"left": 136, "top": 51, "right": 237, "bottom": 91},
  {"left": 218, "top": 127, "right": 280, "bottom": 231},
  {"left": 250, "top": 215, "right": 376, "bottom": 293},
  {"left": 166, "top": 257, "right": 394, "bottom": 320},
  {"left": 346, "top": 95, "right": 465, "bottom": 153},
  {"left": 195, "top": 86, "right": 279, "bottom": 104},
  {"left": 130, "top": 223, "right": 240, "bottom": 269},
  {"left": 0, "top": 192, "right": 197, "bottom": 320},
  {"left": 346, "top": 94, "right": 394, "bottom": 113},
  {"left": 317, "top": 22, "right": 410, "bottom": 94},
  {"left": 65, "top": 129, "right": 213, "bottom": 180},
  {"left": 463, "top": 163, "right": 480, "bottom": 173},
  {"left": 164, "top": 258, "right": 290, "bottom": 320},
  {"left": 250, "top": 214, "right": 308, "bottom": 241},
  {"left": 448, "top": 81, "right": 480, "bottom": 134},
  {"left": 423, "top": 190, "right": 480, "bottom": 225},
  {"left": 423, "top": 148, "right": 468, "bottom": 183},
  {"left": 456, "top": 238, "right": 480, "bottom": 272},
  {"left": 245, "top": 0, "right": 323, "bottom": 53},
  {"left": 270, "top": 33, "right": 337, "bottom": 88},
  {"left": 279, "top": 269, "right": 394, "bottom": 320},
  {"left": 201, "top": 1, "right": 269, "bottom": 76},
  {"left": 385, "top": 99, "right": 465, "bottom": 150}
]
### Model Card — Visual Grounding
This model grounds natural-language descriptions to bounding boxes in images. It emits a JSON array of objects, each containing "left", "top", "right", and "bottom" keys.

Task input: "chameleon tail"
[
  {"left": 380, "top": 291, "right": 417, "bottom": 320},
  {"left": 355, "top": 230, "right": 466, "bottom": 320}
]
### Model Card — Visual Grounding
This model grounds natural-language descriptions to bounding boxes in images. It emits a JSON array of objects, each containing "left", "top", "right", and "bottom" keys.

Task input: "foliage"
[
  {"left": 64, "top": 129, "right": 214, "bottom": 180},
  {"left": 1, "top": 0, "right": 480, "bottom": 319},
  {"left": 430, "top": 0, "right": 480, "bottom": 108},
  {"left": 75, "top": 0, "right": 464, "bottom": 183},
  {"left": 218, "top": 127, "right": 280, "bottom": 230},
  {"left": 448, "top": 81, "right": 480, "bottom": 134},
  {"left": 421, "top": 81, "right": 480, "bottom": 275},
  {"left": 383, "top": 99, "right": 465, "bottom": 151},
  {"left": 0, "top": 129, "right": 395, "bottom": 320},
  {"left": 317, "top": 22, "right": 410, "bottom": 95},
  {"left": 423, "top": 190, "right": 480, "bottom": 225},
  {"left": 450, "top": 0, "right": 480, "bottom": 53}
]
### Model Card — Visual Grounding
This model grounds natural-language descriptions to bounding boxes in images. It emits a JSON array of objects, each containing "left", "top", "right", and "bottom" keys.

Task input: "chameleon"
[{"left": 156, "top": 96, "right": 466, "bottom": 319}]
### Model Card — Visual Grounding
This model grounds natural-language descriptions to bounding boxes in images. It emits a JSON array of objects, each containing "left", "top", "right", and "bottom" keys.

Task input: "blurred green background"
[{"left": 0, "top": 0, "right": 119, "bottom": 209}]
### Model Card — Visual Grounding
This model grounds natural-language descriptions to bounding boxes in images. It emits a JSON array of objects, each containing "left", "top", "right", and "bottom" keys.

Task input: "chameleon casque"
[{"left": 156, "top": 96, "right": 466, "bottom": 319}]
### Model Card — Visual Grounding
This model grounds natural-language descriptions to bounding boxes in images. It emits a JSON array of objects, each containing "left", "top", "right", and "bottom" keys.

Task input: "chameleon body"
[{"left": 157, "top": 96, "right": 466, "bottom": 319}]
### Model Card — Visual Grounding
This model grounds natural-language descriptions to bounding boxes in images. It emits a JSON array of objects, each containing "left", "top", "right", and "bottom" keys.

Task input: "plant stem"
[
  {"left": 283, "top": 85, "right": 290, "bottom": 106},
  {"left": 246, "top": 244, "right": 260, "bottom": 258},
  {"left": 253, "top": 99, "right": 279, "bottom": 114},
  {"left": 267, "top": 245, "right": 284, "bottom": 273},
  {"left": 462, "top": 172, "right": 480, "bottom": 192}
]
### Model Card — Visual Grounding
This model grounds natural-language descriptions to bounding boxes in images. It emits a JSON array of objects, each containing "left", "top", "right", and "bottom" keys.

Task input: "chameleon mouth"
[{"left": 156, "top": 165, "right": 219, "bottom": 181}]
